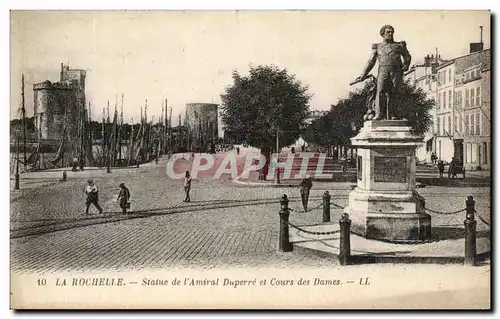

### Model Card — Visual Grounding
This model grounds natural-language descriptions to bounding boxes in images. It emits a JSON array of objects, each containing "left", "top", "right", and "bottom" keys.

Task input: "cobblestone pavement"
[
  {"left": 10, "top": 155, "right": 491, "bottom": 273},
  {"left": 11, "top": 201, "right": 337, "bottom": 273}
]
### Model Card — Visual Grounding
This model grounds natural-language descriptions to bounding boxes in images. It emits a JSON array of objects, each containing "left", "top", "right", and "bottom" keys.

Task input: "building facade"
[
  {"left": 404, "top": 44, "right": 490, "bottom": 170},
  {"left": 435, "top": 60, "right": 456, "bottom": 163},
  {"left": 307, "top": 110, "right": 328, "bottom": 124},
  {"left": 185, "top": 103, "right": 218, "bottom": 152},
  {"left": 405, "top": 54, "right": 444, "bottom": 163},
  {"left": 33, "top": 63, "right": 86, "bottom": 141},
  {"left": 453, "top": 50, "right": 491, "bottom": 170}
]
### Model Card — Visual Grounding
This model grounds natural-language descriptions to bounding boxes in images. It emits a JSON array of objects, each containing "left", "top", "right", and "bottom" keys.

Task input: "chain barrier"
[
  {"left": 425, "top": 207, "right": 466, "bottom": 215},
  {"left": 288, "top": 221, "right": 340, "bottom": 236},
  {"left": 330, "top": 202, "right": 346, "bottom": 209},
  {"left": 474, "top": 210, "right": 490, "bottom": 226},
  {"left": 309, "top": 202, "right": 324, "bottom": 211}
]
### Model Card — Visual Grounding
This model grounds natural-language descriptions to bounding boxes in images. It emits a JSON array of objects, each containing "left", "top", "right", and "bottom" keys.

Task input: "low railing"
[{"left": 278, "top": 194, "right": 490, "bottom": 266}]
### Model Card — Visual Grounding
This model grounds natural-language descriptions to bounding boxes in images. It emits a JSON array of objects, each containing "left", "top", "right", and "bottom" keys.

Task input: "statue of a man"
[{"left": 355, "top": 25, "right": 412, "bottom": 120}]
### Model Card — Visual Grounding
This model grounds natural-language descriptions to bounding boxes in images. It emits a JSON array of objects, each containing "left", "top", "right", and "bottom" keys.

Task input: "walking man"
[
  {"left": 299, "top": 176, "right": 313, "bottom": 212},
  {"left": 72, "top": 157, "right": 78, "bottom": 172},
  {"left": 437, "top": 160, "right": 445, "bottom": 178},
  {"left": 85, "top": 179, "right": 103, "bottom": 215},
  {"left": 117, "top": 183, "right": 131, "bottom": 214},
  {"left": 183, "top": 170, "right": 192, "bottom": 202}
]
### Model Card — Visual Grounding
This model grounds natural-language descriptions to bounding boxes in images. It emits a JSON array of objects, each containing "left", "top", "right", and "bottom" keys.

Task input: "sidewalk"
[{"left": 289, "top": 223, "right": 490, "bottom": 264}]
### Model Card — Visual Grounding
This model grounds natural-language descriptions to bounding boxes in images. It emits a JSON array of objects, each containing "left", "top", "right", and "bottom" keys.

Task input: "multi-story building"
[
  {"left": 405, "top": 41, "right": 490, "bottom": 170},
  {"left": 307, "top": 110, "right": 328, "bottom": 124},
  {"left": 453, "top": 49, "right": 491, "bottom": 170},
  {"left": 185, "top": 103, "right": 219, "bottom": 152},
  {"left": 435, "top": 59, "right": 456, "bottom": 163},
  {"left": 33, "top": 63, "right": 86, "bottom": 141},
  {"left": 405, "top": 53, "right": 446, "bottom": 163}
]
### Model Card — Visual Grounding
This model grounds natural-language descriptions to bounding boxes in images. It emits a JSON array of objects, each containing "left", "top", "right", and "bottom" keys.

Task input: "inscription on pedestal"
[
  {"left": 357, "top": 155, "right": 362, "bottom": 180},
  {"left": 374, "top": 157, "right": 407, "bottom": 183}
]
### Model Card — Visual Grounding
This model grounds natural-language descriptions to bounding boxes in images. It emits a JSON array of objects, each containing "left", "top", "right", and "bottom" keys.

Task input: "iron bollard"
[
  {"left": 464, "top": 195, "right": 476, "bottom": 266},
  {"left": 279, "top": 194, "right": 293, "bottom": 252},
  {"left": 62, "top": 170, "right": 67, "bottom": 182},
  {"left": 323, "top": 191, "right": 331, "bottom": 222},
  {"left": 339, "top": 213, "right": 351, "bottom": 266}
]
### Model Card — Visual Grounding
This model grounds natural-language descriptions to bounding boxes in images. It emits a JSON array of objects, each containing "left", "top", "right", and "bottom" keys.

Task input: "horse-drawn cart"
[{"left": 448, "top": 161, "right": 466, "bottom": 179}]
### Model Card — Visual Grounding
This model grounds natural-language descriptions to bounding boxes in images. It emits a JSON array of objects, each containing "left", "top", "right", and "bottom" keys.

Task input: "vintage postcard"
[{"left": 9, "top": 10, "right": 491, "bottom": 309}]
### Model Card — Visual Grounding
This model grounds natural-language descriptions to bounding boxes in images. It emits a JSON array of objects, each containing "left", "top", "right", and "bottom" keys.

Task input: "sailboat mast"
[
  {"left": 88, "top": 101, "right": 93, "bottom": 166},
  {"left": 80, "top": 98, "right": 85, "bottom": 170},
  {"left": 168, "top": 105, "right": 172, "bottom": 156},
  {"left": 119, "top": 94, "right": 124, "bottom": 161},
  {"left": 161, "top": 100, "right": 165, "bottom": 155},
  {"left": 21, "top": 74, "right": 27, "bottom": 170},
  {"left": 102, "top": 107, "right": 105, "bottom": 168}
]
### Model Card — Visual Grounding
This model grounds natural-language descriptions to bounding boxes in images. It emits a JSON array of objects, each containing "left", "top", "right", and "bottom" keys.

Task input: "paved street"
[{"left": 10, "top": 155, "right": 491, "bottom": 273}]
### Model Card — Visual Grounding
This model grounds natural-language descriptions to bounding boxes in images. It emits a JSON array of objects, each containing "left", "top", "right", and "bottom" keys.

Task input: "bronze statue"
[{"left": 352, "top": 25, "right": 411, "bottom": 120}]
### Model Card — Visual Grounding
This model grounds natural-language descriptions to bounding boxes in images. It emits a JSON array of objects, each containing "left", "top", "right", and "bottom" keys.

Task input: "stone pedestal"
[{"left": 344, "top": 120, "right": 431, "bottom": 241}]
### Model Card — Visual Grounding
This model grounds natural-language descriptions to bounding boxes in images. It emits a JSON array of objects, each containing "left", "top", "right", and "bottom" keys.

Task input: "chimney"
[
  {"left": 424, "top": 54, "right": 431, "bottom": 66},
  {"left": 470, "top": 43, "right": 484, "bottom": 53},
  {"left": 470, "top": 26, "right": 484, "bottom": 53}
]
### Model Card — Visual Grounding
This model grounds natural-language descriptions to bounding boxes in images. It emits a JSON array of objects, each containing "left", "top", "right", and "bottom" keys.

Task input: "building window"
[
  {"left": 448, "top": 91, "right": 452, "bottom": 108},
  {"left": 471, "top": 143, "right": 477, "bottom": 164},
  {"left": 448, "top": 115, "right": 451, "bottom": 134},
  {"left": 464, "top": 115, "right": 469, "bottom": 136},
  {"left": 443, "top": 93, "right": 446, "bottom": 109},
  {"left": 437, "top": 118, "right": 440, "bottom": 135},
  {"left": 443, "top": 70, "right": 447, "bottom": 85},
  {"left": 470, "top": 88, "right": 475, "bottom": 107},
  {"left": 476, "top": 87, "right": 481, "bottom": 106},
  {"left": 483, "top": 114, "right": 490, "bottom": 136},
  {"left": 454, "top": 115, "right": 458, "bottom": 133},
  {"left": 442, "top": 116, "right": 446, "bottom": 135},
  {"left": 439, "top": 141, "right": 442, "bottom": 159},
  {"left": 437, "top": 93, "right": 441, "bottom": 110},
  {"left": 470, "top": 114, "right": 475, "bottom": 135},
  {"left": 449, "top": 69, "right": 452, "bottom": 83},
  {"left": 465, "top": 90, "right": 469, "bottom": 107},
  {"left": 475, "top": 112, "right": 480, "bottom": 135},
  {"left": 465, "top": 143, "right": 470, "bottom": 163},
  {"left": 484, "top": 142, "right": 488, "bottom": 164},
  {"left": 459, "top": 116, "right": 463, "bottom": 134}
]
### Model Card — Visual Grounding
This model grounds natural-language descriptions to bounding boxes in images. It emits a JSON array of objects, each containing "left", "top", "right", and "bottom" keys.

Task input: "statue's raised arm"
[{"left": 354, "top": 45, "right": 378, "bottom": 83}]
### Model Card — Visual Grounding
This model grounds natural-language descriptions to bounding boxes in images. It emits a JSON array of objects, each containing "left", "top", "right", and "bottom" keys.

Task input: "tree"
[
  {"left": 340, "top": 78, "right": 433, "bottom": 135},
  {"left": 302, "top": 116, "right": 336, "bottom": 153},
  {"left": 220, "top": 65, "right": 312, "bottom": 179}
]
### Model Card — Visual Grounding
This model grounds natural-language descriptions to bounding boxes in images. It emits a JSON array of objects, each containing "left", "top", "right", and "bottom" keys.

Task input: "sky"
[{"left": 10, "top": 10, "right": 491, "bottom": 124}]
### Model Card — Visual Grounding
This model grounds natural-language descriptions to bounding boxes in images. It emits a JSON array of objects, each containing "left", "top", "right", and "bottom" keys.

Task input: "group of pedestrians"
[
  {"left": 83, "top": 170, "right": 193, "bottom": 215},
  {"left": 84, "top": 180, "right": 130, "bottom": 215},
  {"left": 84, "top": 170, "right": 313, "bottom": 215}
]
